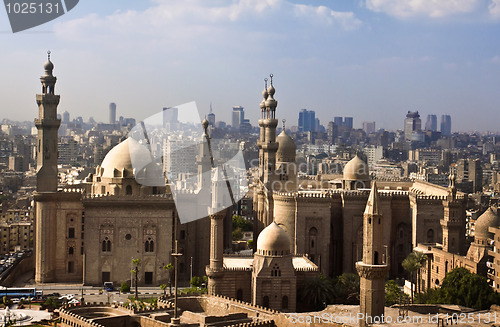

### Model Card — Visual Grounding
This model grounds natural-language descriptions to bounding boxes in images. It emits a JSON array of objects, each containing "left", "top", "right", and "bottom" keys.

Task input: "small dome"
[
  {"left": 276, "top": 130, "right": 296, "bottom": 162},
  {"left": 201, "top": 118, "right": 209, "bottom": 131},
  {"left": 475, "top": 207, "right": 500, "bottom": 241},
  {"left": 257, "top": 222, "right": 290, "bottom": 255},
  {"left": 44, "top": 59, "right": 54, "bottom": 72},
  {"left": 100, "top": 138, "right": 150, "bottom": 178},
  {"left": 343, "top": 155, "right": 369, "bottom": 181}
]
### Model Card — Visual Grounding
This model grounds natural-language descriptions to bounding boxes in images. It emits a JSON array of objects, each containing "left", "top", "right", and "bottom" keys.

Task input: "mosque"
[{"left": 33, "top": 54, "right": 496, "bottom": 313}]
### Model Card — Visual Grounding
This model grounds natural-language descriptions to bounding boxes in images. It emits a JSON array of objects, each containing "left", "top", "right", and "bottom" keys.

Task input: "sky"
[{"left": 2, "top": 0, "right": 500, "bottom": 132}]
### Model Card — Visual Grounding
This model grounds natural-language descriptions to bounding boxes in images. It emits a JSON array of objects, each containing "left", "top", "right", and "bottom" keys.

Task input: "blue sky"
[{"left": 2, "top": 0, "right": 500, "bottom": 132}]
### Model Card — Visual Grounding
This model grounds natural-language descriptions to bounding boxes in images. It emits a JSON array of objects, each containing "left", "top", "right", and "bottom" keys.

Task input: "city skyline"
[{"left": 2, "top": 0, "right": 500, "bottom": 132}]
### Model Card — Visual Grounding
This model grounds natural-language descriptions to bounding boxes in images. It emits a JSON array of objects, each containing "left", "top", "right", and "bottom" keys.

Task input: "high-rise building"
[
  {"left": 62, "top": 110, "right": 70, "bottom": 124},
  {"left": 162, "top": 107, "right": 178, "bottom": 131},
  {"left": 207, "top": 103, "right": 215, "bottom": 126},
  {"left": 404, "top": 111, "right": 421, "bottom": 141},
  {"left": 232, "top": 106, "right": 244, "bottom": 131},
  {"left": 298, "top": 109, "right": 315, "bottom": 132},
  {"left": 109, "top": 102, "right": 116, "bottom": 124},
  {"left": 333, "top": 116, "right": 343, "bottom": 127},
  {"left": 441, "top": 115, "right": 452, "bottom": 136},
  {"left": 344, "top": 117, "right": 353, "bottom": 129},
  {"left": 362, "top": 121, "right": 376, "bottom": 134},
  {"left": 425, "top": 114, "right": 437, "bottom": 131}
]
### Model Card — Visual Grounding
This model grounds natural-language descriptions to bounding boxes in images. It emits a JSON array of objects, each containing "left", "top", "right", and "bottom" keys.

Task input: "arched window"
[
  {"left": 282, "top": 296, "right": 289, "bottom": 310},
  {"left": 271, "top": 263, "right": 281, "bottom": 277},
  {"left": 374, "top": 251, "right": 379, "bottom": 264},
  {"left": 68, "top": 247, "right": 74, "bottom": 255},
  {"left": 445, "top": 261, "right": 449, "bottom": 274},
  {"left": 126, "top": 185, "right": 132, "bottom": 195},
  {"left": 263, "top": 296, "right": 269, "bottom": 308},
  {"left": 427, "top": 229, "right": 435, "bottom": 243},
  {"left": 145, "top": 238, "right": 154, "bottom": 252},
  {"left": 102, "top": 237, "right": 111, "bottom": 252}
]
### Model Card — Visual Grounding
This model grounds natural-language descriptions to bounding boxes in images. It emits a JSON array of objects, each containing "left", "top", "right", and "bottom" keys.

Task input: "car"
[
  {"left": 59, "top": 294, "right": 75, "bottom": 300},
  {"left": 67, "top": 298, "right": 80, "bottom": 305},
  {"left": 11, "top": 298, "right": 20, "bottom": 304}
]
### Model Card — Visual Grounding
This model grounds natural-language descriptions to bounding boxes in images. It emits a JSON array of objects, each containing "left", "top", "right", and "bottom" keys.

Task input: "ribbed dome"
[
  {"left": 276, "top": 130, "right": 296, "bottom": 162},
  {"left": 475, "top": 207, "right": 500, "bottom": 241},
  {"left": 343, "top": 155, "right": 369, "bottom": 181},
  {"left": 100, "top": 138, "right": 150, "bottom": 178},
  {"left": 257, "top": 222, "right": 291, "bottom": 256}
]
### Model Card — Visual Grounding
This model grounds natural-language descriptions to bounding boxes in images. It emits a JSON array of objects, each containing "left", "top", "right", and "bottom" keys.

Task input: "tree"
[
  {"left": 438, "top": 267, "right": 500, "bottom": 310},
  {"left": 334, "top": 273, "right": 360, "bottom": 304},
  {"left": 302, "top": 274, "right": 334, "bottom": 310},
  {"left": 131, "top": 258, "right": 141, "bottom": 300},
  {"left": 232, "top": 228, "right": 243, "bottom": 241},
  {"left": 120, "top": 282, "right": 130, "bottom": 293},
  {"left": 160, "top": 284, "right": 168, "bottom": 296},
  {"left": 163, "top": 263, "right": 174, "bottom": 294},
  {"left": 232, "top": 215, "right": 253, "bottom": 232},
  {"left": 385, "top": 280, "right": 408, "bottom": 306},
  {"left": 190, "top": 276, "right": 202, "bottom": 288},
  {"left": 402, "top": 253, "right": 419, "bottom": 302},
  {"left": 413, "top": 251, "right": 427, "bottom": 303}
]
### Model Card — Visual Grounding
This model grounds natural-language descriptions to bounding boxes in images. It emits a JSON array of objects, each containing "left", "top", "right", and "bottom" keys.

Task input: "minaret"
[
  {"left": 356, "top": 182, "right": 388, "bottom": 326},
  {"left": 441, "top": 173, "right": 465, "bottom": 254},
  {"left": 35, "top": 51, "right": 61, "bottom": 192},
  {"left": 261, "top": 74, "right": 279, "bottom": 185},
  {"left": 205, "top": 167, "right": 227, "bottom": 295},
  {"left": 197, "top": 118, "right": 212, "bottom": 198},
  {"left": 257, "top": 79, "right": 268, "bottom": 180}
]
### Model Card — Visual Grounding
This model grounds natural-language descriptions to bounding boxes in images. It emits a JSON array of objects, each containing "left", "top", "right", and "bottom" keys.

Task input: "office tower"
[
  {"left": 207, "top": 103, "right": 215, "bottom": 126},
  {"left": 109, "top": 102, "right": 116, "bottom": 124},
  {"left": 327, "top": 121, "right": 337, "bottom": 143},
  {"left": 162, "top": 107, "right": 178, "bottom": 130},
  {"left": 232, "top": 106, "right": 244, "bottom": 131},
  {"left": 441, "top": 115, "right": 452, "bottom": 136},
  {"left": 62, "top": 110, "right": 70, "bottom": 124},
  {"left": 298, "top": 109, "right": 315, "bottom": 132},
  {"left": 362, "top": 121, "right": 376, "bottom": 134},
  {"left": 333, "top": 117, "right": 343, "bottom": 127},
  {"left": 344, "top": 117, "right": 353, "bottom": 129},
  {"left": 469, "top": 159, "right": 483, "bottom": 193},
  {"left": 425, "top": 114, "right": 437, "bottom": 131},
  {"left": 404, "top": 111, "right": 421, "bottom": 141}
]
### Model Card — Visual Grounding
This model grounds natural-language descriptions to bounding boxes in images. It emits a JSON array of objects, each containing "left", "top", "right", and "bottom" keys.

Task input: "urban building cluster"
[{"left": 2, "top": 55, "right": 500, "bottom": 326}]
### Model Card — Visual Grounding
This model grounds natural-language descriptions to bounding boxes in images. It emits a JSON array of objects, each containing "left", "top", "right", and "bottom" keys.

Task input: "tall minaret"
[
  {"left": 441, "top": 173, "right": 465, "bottom": 255},
  {"left": 257, "top": 79, "right": 268, "bottom": 180},
  {"left": 35, "top": 51, "right": 61, "bottom": 192},
  {"left": 197, "top": 118, "right": 212, "bottom": 205},
  {"left": 261, "top": 75, "right": 278, "bottom": 185},
  {"left": 205, "top": 167, "right": 227, "bottom": 295},
  {"left": 356, "top": 182, "right": 388, "bottom": 326}
]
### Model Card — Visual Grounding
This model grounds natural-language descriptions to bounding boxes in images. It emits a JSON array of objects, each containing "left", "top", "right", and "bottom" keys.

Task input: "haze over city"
[{"left": 2, "top": 0, "right": 500, "bottom": 132}]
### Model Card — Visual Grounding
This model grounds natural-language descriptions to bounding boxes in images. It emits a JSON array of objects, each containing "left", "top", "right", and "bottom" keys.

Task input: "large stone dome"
[
  {"left": 257, "top": 221, "right": 291, "bottom": 256},
  {"left": 99, "top": 138, "right": 150, "bottom": 179},
  {"left": 475, "top": 207, "right": 500, "bottom": 241},
  {"left": 276, "top": 130, "right": 296, "bottom": 162},
  {"left": 343, "top": 155, "right": 369, "bottom": 181}
]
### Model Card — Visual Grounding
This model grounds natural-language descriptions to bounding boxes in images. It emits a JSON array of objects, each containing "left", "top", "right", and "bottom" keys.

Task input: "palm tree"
[
  {"left": 402, "top": 253, "right": 418, "bottom": 302},
  {"left": 413, "top": 251, "right": 428, "bottom": 303},
  {"left": 163, "top": 263, "right": 174, "bottom": 294},
  {"left": 131, "top": 258, "right": 141, "bottom": 300},
  {"left": 303, "top": 275, "right": 334, "bottom": 310}
]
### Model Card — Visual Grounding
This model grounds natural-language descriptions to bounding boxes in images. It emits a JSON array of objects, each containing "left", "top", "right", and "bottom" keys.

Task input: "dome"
[
  {"left": 257, "top": 221, "right": 291, "bottom": 256},
  {"left": 343, "top": 155, "right": 369, "bottom": 181},
  {"left": 475, "top": 207, "right": 500, "bottom": 241},
  {"left": 44, "top": 59, "right": 54, "bottom": 72},
  {"left": 276, "top": 130, "right": 296, "bottom": 162},
  {"left": 99, "top": 138, "right": 150, "bottom": 179}
]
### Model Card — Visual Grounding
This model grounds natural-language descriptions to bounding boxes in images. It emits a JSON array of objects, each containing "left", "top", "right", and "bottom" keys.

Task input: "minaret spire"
[{"left": 35, "top": 51, "right": 61, "bottom": 192}]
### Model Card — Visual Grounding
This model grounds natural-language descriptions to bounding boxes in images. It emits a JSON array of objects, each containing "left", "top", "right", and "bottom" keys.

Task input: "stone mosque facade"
[
  {"left": 251, "top": 76, "right": 470, "bottom": 283},
  {"left": 34, "top": 55, "right": 228, "bottom": 286}
]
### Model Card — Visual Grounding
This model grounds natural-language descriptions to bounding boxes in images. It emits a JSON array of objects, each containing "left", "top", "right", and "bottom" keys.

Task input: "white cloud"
[
  {"left": 365, "top": 0, "right": 484, "bottom": 18},
  {"left": 489, "top": 0, "right": 500, "bottom": 18}
]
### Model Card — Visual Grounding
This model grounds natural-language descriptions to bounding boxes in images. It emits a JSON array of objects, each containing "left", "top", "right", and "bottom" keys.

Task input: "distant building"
[
  {"left": 404, "top": 111, "right": 421, "bottom": 141},
  {"left": 109, "top": 103, "right": 116, "bottom": 124},
  {"left": 425, "top": 114, "right": 437, "bottom": 131},
  {"left": 441, "top": 114, "right": 452, "bottom": 136},
  {"left": 333, "top": 116, "right": 343, "bottom": 127},
  {"left": 232, "top": 106, "right": 244, "bottom": 131},
  {"left": 344, "top": 117, "right": 353, "bottom": 129},
  {"left": 162, "top": 107, "right": 178, "bottom": 131},
  {"left": 362, "top": 121, "right": 376, "bottom": 134},
  {"left": 62, "top": 111, "right": 70, "bottom": 124},
  {"left": 298, "top": 109, "right": 315, "bottom": 132}
]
